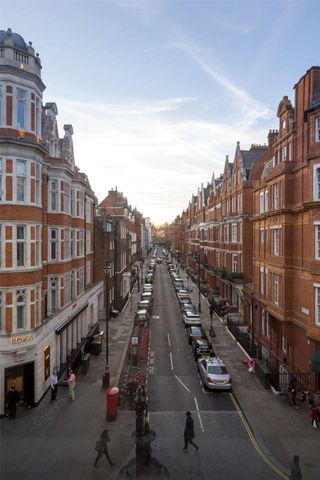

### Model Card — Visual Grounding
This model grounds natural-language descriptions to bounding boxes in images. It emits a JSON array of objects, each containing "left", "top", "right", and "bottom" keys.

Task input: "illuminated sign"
[{"left": 10, "top": 335, "right": 33, "bottom": 345}]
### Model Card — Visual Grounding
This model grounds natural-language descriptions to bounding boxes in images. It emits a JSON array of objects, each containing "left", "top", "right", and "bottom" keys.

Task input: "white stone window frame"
[
  {"left": 315, "top": 117, "right": 320, "bottom": 143},
  {"left": 260, "top": 228, "right": 265, "bottom": 244},
  {"left": 273, "top": 228, "right": 279, "bottom": 256},
  {"left": 314, "top": 283, "right": 320, "bottom": 326},
  {"left": 231, "top": 223, "right": 237, "bottom": 243},
  {"left": 313, "top": 162, "right": 320, "bottom": 201},
  {"left": 232, "top": 253, "right": 237, "bottom": 273},
  {"left": 273, "top": 273, "right": 279, "bottom": 305},
  {"left": 48, "top": 276, "right": 59, "bottom": 315},
  {"left": 273, "top": 183, "right": 279, "bottom": 210},
  {"left": 314, "top": 222, "right": 320, "bottom": 260},
  {"left": 48, "top": 226, "right": 60, "bottom": 262},
  {"left": 0, "top": 290, "right": 4, "bottom": 332},
  {"left": 0, "top": 156, "right": 3, "bottom": 201},
  {"left": 260, "top": 191, "right": 265, "bottom": 213},
  {"left": 48, "top": 178, "right": 60, "bottom": 212},
  {"left": 281, "top": 335, "right": 288, "bottom": 353},
  {"left": 260, "top": 266, "right": 265, "bottom": 294}
]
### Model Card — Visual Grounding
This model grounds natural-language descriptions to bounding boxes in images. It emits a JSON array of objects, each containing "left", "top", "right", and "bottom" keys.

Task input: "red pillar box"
[{"left": 106, "top": 386, "right": 119, "bottom": 421}]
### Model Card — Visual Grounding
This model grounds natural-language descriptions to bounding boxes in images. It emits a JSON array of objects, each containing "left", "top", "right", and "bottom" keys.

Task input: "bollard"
[{"left": 290, "top": 455, "right": 302, "bottom": 480}]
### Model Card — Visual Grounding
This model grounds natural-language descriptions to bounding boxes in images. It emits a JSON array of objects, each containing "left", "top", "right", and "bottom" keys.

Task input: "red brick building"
[{"left": 0, "top": 29, "right": 103, "bottom": 415}]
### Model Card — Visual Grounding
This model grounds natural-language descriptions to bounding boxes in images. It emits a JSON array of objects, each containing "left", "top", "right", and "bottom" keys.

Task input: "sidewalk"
[{"left": 176, "top": 262, "right": 320, "bottom": 480}]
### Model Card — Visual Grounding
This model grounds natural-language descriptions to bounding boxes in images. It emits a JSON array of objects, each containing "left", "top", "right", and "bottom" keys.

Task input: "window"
[
  {"left": 288, "top": 141, "right": 293, "bottom": 161},
  {"left": 265, "top": 269, "right": 268, "bottom": 295},
  {"left": 49, "top": 228, "right": 58, "bottom": 260},
  {"left": 224, "top": 224, "right": 228, "bottom": 242},
  {"left": 64, "top": 182, "right": 70, "bottom": 214},
  {"left": 17, "top": 89, "right": 26, "bottom": 129},
  {"left": 85, "top": 199, "right": 91, "bottom": 223},
  {"left": 273, "top": 184, "right": 279, "bottom": 210},
  {"left": 64, "top": 228, "right": 70, "bottom": 259},
  {"left": 71, "top": 189, "right": 75, "bottom": 216},
  {"left": 49, "top": 180, "right": 58, "bottom": 211},
  {"left": 261, "top": 310, "right": 269, "bottom": 337},
  {"left": 0, "top": 85, "right": 2, "bottom": 125},
  {"left": 282, "top": 146, "right": 287, "bottom": 162},
  {"left": 64, "top": 272, "right": 71, "bottom": 305},
  {"left": 35, "top": 97, "right": 40, "bottom": 135},
  {"left": 0, "top": 292, "right": 3, "bottom": 331},
  {"left": 80, "top": 230, "right": 84, "bottom": 256},
  {"left": 313, "top": 164, "right": 320, "bottom": 200},
  {"left": 260, "top": 229, "right": 265, "bottom": 243},
  {"left": 35, "top": 225, "right": 41, "bottom": 265},
  {"left": 315, "top": 117, "right": 320, "bottom": 143},
  {"left": 273, "top": 273, "right": 279, "bottom": 305},
  {"left": 35, "top": 287, "right": 41, "bottom": 326},
  {"left": 0, "top": 158, "right": 3, "bottom": 200},
  {"left": 49, "top": 277, "right": 58, "bottom": 314},
  {"left": 86, "top": 260, "right": 91, "bottom": 285},
  {"left": 260, "top": 267, "right": 264, "bottom": 294},
  {"left": 16, "top": 225, "right": 26, "bottom": 266},
  {"left": 71, "top": 229, "right": 75, "bottom": 258},
  {"left": 86, "top": 230, "right": 91, "bottom": 252},
  {"left": 79, "top": 268, "right": 84, "bottom": 294},
  {"left": 16, "top": 160, "right": 26, "bottom": 201},
  {"left": 231, "top": 223, "right": 237, "bottom": 243},
  {"left": 260, "top": 192, "right": 264, "bottom": 213},
  {"left": 232, "top": 254, "right": 237, "bottom": 273},
  {"left": 315, "top": 285, "right": 320, "bottom": 326},
  {"left": 265, "top": 190, "right": 269, "bottom": 212},
  {"left": 71, "top": 271, "right": 76, "bottom": 300},
  {"left": 281, "top": 336, "right": 288, "bottom": 353},
  {"left": 35, "top": 164, "right": 41, "bottom": 205},
  {"left": 273, "top": 228, "right": 279, "bottom": 255},
  {"left": 0, "top": 224, "right": 2, "bottom": 267},
  {"left": 16, "top": 291, "right": 26, "bottom": 329}
]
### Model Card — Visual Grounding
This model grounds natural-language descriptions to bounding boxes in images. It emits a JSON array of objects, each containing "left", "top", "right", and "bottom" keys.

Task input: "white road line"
[
  {"left": 174, "top": 375, "right": 190, "bottom": 392},
  {"left": 170, "top": 352, "right": 173, "bottom": 370},
  {"left": 194, "top": 397, "right": 204, "bottom": 432},
  {"left": 167, "top": 332, "right": 171, "bottom": 347}
]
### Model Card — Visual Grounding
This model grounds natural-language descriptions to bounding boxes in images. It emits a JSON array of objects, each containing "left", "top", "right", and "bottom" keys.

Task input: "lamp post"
[{"left": 102, "top": 260, "right": 111, "bottom": 389}]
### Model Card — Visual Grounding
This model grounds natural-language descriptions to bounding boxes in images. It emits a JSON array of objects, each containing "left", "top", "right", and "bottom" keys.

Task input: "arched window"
[{"left": 16, "top": 290, "right": 26, "bottom": 330}]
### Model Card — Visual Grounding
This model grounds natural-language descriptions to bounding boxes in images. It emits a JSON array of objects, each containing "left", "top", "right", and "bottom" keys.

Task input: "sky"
[{"left": 1, "top": 0, "right": 320, "bottom": 225}]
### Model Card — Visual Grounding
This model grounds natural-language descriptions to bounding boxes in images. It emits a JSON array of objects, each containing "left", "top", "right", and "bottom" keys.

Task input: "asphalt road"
[{"left": 146, "top": 251, "right": 283, "bottom": 480}]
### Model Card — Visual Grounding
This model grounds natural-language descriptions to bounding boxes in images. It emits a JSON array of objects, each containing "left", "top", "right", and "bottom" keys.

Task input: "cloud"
[{"left": 55, "top": 95, "right": 270, "bottom": 225}]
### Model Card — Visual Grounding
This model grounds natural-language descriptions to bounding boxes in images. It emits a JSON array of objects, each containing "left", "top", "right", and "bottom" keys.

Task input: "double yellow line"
[{"left": 229, "top": 393, "right": 289, "bottom": 480}]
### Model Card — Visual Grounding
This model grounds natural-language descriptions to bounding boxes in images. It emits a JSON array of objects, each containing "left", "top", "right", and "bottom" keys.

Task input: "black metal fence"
[{"left": 227, "top": 317, "right": 256, "bottom": 358}]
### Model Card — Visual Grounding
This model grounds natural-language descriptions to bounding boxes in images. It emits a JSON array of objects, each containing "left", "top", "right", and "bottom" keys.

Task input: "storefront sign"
[{"left": 10, "top": 335, "right": 33, "bottom": 345}]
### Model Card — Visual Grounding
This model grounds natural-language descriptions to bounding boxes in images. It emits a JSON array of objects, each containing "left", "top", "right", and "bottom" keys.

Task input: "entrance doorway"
[{"left": 5, "top": 362, "right": 35, "bottom": 412}]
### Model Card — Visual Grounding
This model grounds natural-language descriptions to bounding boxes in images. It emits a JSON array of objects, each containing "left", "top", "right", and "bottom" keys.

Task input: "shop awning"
[
  {"left": 311, "top": 352, "right": 320, "bottom": 373},
  {"left": 55, "top": 303, "right": 88, "bottom": 335}
]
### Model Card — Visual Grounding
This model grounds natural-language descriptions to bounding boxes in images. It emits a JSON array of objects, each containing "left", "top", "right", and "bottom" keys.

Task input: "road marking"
[
  {"left": 170, "top": 352, "right": 173, "bottom": 370},
  {"left": 174, "top": 375, "right": 190, "bottom": 392},
  {"left": 167, "top": 333, "right": 171, "bottom": 347},
  {"left": 194, "top": 397, "right": 204, "bottom": 432},
  {"left": 153, "top": 315, "right": 160, "bottom": 319},
  {"left": 229, "top": 393, "right": 289, "bottom": 480}
]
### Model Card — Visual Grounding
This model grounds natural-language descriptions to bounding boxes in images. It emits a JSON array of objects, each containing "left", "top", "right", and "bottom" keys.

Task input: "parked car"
[
  {"left": 138, "top": 299, "right": 152, "bottom": 312},
  {"left": 141, "top": 291, "right": 153, "bottom": 305},
  {"left": 143, "top": 283, "right": 153, "bottom": 292},
  {"left": 134, "top": 309, "right": 150, "bottom": 326},
  {"left": 174, "top": 282, "right": 185, "bottom": 292},
  {"left": 198, "top": 356, "right": 232, "bottom": 390},
  {"left": 145, "top": 274, "right": 153, "bottom": 284},
  {"left": 191, "top": 338, "right": 213, "bottom": 360},
  {"left": 176, "top": 289, "right": 189, "bottom": 297},
  {"left": 178, "top": 296, "right": 192, "bottom": 310},
  {"left": 186, "top": 325, "right": 206, "bottom": 345},
  {"left": 182, "top": 311, "right": 201, "bottom": 327},
  {"left": 181, "top": 303, "right": 197, "bottom": 315},
  {"left": 156, "top": 257, "right": 162, "bottom": 264}
]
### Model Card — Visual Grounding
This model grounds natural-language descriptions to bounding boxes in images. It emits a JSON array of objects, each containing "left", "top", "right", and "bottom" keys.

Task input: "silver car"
[
  {"left": 182, "top": 311, "right": 201, "bottom": 327},
  {"left": 197, "top": 356, "right": 232, "bottom": 390}
]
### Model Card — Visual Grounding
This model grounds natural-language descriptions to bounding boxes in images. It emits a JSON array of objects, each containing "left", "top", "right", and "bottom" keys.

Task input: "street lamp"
[{"left": 102, "top": 260, "right": 111, "bottom": 389}]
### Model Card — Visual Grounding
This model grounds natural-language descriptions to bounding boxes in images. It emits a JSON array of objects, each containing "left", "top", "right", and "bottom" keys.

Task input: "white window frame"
[
  {"left": 49, "top": 180, "right": 59, "bottom": 212},
  {"left": 315, "top": 117, "right": 320, "bottom": 143},
  {"left": 273, "top": 184, "right": 279, "bottom": 210},
  {"left": 314, "top": 222, "right": 320, "bottom": 260},
  {"left": 313, "top": 163, "right": 320, "bottom": 201},
  {"left": 231, "top": 223, "right": 237, "bottom": 243},
  {"left": 281, "top": 335, "right": 288, "bottom": 353},
  {"left": 273, "top": 228, "right": 279, "bottom": 256},
  {"left": 260, "top": 228, "right": 265, "bottom": 243},
  {"left": 314, "top": 284, "right": 320, "bottom": 326},
  {"left": 260, "top": 267, "right": 264, "bottom": 294},
  {"left": 232, "top": 254, "right": 237, "bottom": 273},
  {"left": 273, "top": 273, "right": 279, "bottom": 305}
]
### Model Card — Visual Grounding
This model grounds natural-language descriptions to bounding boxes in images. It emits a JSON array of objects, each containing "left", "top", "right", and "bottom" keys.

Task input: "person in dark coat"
[
  {"left": 209, "top": 304, "right": 214, "bottom": 320},
  {"left": 183, "top": 411, "right": 199, "bottom": 451},
  {"left": 93, "top": 430, "right": 114, "bottom": 468},
  {"left": 6, "top": 385, "right": 20, "bottom": 419},
  {"left": 290, "top": 455, "right": 302, "bottom": 480}
]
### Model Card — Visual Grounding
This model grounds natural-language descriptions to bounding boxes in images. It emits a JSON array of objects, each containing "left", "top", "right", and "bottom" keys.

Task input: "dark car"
[
  {"left": 191, "top": 338, "right": 213, "bottom": 360},
  {"left": 186, "top": 325, "right": 206, "bottom": 345}
]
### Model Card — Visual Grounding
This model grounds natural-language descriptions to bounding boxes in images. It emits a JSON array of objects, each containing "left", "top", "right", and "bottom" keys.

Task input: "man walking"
[
  {"left": 66, "top": 369, "right": 76, "bottom": 400},
  {"left": 93, "top": 430, "right": 114, "bottom": 468},
  {"left": 6, "top": 385, "right": 20, "bottom": 419},
  {"left": 50, "top": 368, "right": 58, "bottom": 401},
  {"left": 183, "top": 411, "right": 199, "bottom": 452}
]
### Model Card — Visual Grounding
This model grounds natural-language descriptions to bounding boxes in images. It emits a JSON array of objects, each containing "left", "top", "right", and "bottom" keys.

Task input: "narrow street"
[{"left": 144, "top": 251, "right": 282, "bottom": 479}]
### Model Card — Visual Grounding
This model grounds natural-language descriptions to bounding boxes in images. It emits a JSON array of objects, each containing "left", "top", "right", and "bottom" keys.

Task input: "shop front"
[{"left": 4, "top": 361, "right": 35, "bottom": 412}]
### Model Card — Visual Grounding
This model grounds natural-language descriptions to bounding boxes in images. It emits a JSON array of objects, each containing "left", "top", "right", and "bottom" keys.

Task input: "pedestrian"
[
  {"left": 66, "top": 369, "right": 76, "bottom": 400},
  {"left": 209, "top": 304, "right": 214, "bottom": 320},
  {"left": 93, "top": 430, "right": 114, "bottom": 468},
  {"left": 314, "top": 390, "right": 320, "bottom": 422},
  {"left": 183, "top": 411, "right": 199, "bottom": 452},
  {"left": 50, "top": 368, "right": 58, "bottom": 401},
  {"left": 289, "top": 455, "right": 302, "bottom": 480},
  {"left": 6, "top": 385, "right": 20, "bottom": 419},
  {"left": 289, "top": 379, "right": 298, "bottom": 409},
  {"left": 311, "top": 403, "right": 319, "bottom": 429}
]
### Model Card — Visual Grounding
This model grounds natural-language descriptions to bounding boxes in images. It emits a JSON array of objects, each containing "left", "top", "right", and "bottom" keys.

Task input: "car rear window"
[{"left": 208, "top": 366, "right": 228, "bottom": 375}]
